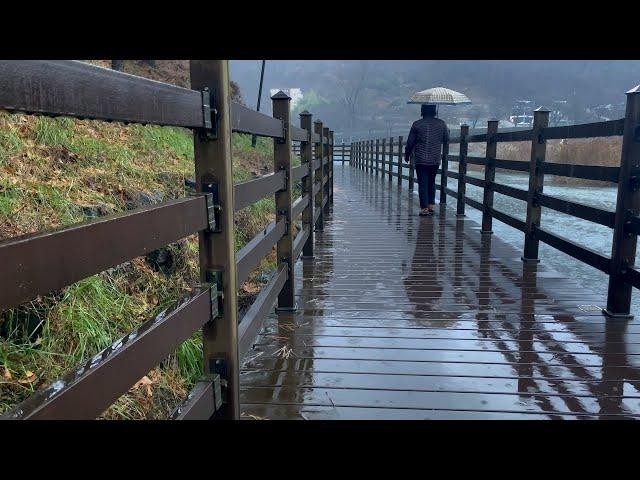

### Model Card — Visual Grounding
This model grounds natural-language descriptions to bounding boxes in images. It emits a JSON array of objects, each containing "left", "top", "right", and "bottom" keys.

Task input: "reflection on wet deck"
[{"left": 240, "top": 166, "right": 640, "bottom": 420}]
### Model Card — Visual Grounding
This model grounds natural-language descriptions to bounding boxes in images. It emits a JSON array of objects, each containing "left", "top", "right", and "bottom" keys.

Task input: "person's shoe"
[{"left": 419, "top": 208, "right": 430, "bottom": 216}]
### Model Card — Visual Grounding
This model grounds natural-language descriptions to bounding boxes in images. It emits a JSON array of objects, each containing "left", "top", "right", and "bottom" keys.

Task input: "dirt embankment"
[{"left": 0, "top": 61, "right": 279, "bottom": 418}]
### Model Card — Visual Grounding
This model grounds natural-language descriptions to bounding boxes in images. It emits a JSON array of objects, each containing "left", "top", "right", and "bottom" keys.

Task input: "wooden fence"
[
  {"left": 351, "top": 86, "right": 640, "bottom": 318},
  {"left": 0, "top": 60, "right": 334, "bottom": 420}
]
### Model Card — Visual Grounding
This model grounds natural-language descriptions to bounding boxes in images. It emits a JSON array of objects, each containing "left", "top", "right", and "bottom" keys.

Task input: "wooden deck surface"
[{"left": 240, "top": 165, "right": 640, "bottom": 420}]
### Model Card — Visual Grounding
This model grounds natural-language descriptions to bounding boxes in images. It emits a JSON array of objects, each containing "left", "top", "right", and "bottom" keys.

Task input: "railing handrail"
[
  {"left": 350, "top": 86, "right": 640, "bottom": 320},
  {"left": 0, "top": 60, "right": 335, "bottom": 420}
]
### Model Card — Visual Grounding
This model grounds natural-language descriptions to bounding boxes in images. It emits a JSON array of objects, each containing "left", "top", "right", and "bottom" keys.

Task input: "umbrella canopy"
[{"left": 407, "top": 87, "right": 471, "bottom": 106}]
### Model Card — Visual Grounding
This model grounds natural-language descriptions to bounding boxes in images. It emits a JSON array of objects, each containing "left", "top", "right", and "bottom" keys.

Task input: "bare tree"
[
  {"left": 467, "top": 105, "right": 487, "bottom": 129},
  {"left": 333, "top": 61, "right": 370, "bottom": 135}
]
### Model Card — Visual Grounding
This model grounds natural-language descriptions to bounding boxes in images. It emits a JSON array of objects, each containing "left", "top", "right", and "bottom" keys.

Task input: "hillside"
[{"left": 0, "top": 61, "right": 285, "bottom": 419}]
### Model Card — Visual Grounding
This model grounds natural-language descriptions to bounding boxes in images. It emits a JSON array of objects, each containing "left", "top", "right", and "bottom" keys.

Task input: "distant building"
[
  {"left": 550, "top": 100, "right": 570, "bottom": 126},
  {"left": 510, "top": 100, "right": 534, "bottom": 127},
  {"left": 270, "top": 88, "right": 303, "bottom": 108}
]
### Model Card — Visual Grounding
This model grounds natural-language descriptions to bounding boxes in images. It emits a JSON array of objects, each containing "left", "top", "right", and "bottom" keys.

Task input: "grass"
[{"left": 0, "top": 110, "right": 280, "bottom": 418}]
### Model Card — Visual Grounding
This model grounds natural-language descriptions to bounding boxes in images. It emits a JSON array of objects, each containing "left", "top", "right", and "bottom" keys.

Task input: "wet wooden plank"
[{"left": 240, "top": 166, "right": 640, "bottom": 420}]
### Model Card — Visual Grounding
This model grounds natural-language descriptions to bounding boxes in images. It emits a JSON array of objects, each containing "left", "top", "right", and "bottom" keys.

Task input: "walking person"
[{"left": 404, "top": 104, "right": 449, "bottom": 216}]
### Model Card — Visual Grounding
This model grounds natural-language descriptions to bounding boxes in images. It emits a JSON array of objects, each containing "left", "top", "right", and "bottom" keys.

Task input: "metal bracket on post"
[
  {"left": 200, "top": 88, "right": 218, "bottom": 141},
  {"left": 204, "top": 269, "right": 224, "bottom": 320},
  {"left": 207, "top": 373, "right": 223, "bottom": 411},
  {"left": 276, "top": 122, "right": 287, "bottom": 144},
  {"left": 201, "top": 181, "right": 222, "bottom": 233},
  {"left": 210, "top": 358, "right": 228, "bottom": 390}
]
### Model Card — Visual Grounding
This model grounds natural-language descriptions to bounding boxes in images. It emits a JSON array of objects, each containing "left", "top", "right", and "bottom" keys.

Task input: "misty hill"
[{"left": 230, "top": 60, "right": 640, "bottom": 139}]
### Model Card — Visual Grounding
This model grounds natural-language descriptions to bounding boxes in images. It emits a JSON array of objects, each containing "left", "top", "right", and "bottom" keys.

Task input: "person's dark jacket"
[{"left": 404, "top": 116, "right": 449, "bottom": 166}]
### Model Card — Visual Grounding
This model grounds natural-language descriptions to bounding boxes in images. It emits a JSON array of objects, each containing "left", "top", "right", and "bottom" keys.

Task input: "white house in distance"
[{"left": 270, "top": 88, "right": 303, "bottom": 109}]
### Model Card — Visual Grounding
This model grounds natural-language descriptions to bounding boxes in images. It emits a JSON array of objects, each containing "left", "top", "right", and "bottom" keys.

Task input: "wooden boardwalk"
[{"left": 240, "top": 165, "right": 640, "bottom": 420}]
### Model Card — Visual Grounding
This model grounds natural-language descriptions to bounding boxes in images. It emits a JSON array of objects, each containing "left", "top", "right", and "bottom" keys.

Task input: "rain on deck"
[{"left": 239, "top": 166, "right": 640, "bottom": 420}]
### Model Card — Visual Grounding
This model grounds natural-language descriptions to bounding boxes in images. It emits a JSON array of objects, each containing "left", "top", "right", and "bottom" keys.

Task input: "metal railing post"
[
  {"left": 398, "top": 135, "right": 404, "bottom": 187},
  {"left": 522, "top": 108, "right": 550, "bottom": 262},
  {"left": 300, "top": 110, "right": 314, "bottom": 259},
  {"left": 366, "top": 139, "right": 371, "bottom": 173},
  {"left": 440, "top": 140, "right": 449, "bottom": 203},
  {"left": 314, "top": 120, "right": 325, "bottom": 230},
  {"left": 189, "top": 60, "right": 239, "bottom": 420},
  {"left": 605, "top": 86, "right": 640, "bottom": 318},
  {"left": 323, "top": 126, "right": 330, "bottom": 213},
  {"left": 349, "top": 142, "right": 353, "bottom": 167},
  {"left": 456, "top": 125, "right": 469, "bottom": 216},
  {"left": 375, "top": 138, "right": 380, "bottom": 176},
  {"left": 388, "top": 137, "right": 394, "bottom": 184},
  {"left": 482, "top": 119, "right": 499, "bottom": 233},
  {"left": 329, "top": 130, "right": 334, "bottom": 205},
  {"left": 272, "top": 91, "right": 296, "bottom": 311},
  {"left": 381, "top": 138, "right": 386, "bottom": 180}
]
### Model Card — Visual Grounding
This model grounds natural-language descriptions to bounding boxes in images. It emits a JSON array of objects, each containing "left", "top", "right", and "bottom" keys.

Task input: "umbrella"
[{"left": 407, "top": 87, "right": 472, "bottom": 106}]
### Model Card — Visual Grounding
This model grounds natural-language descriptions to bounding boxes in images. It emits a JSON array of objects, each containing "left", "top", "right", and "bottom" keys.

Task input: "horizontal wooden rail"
[
  {"left": 0, "top": 60, "right": 205, "bottom": 128},
  {"left": 465, "top": 156, "right": 487, "bottom": 166},
  {"left": 291, "top": 125, "right": 308, "bottom": 142},
  {"left": 463, "top": 195, "right": 484, "bottom": 211},
  {"left": 493, "top": 158, "right": 530, "bottom": 172},
  {"left": 487, "top": 206, "right": 527, "bottom": 231},
  {"left": 623, "top": 268, "right": 640, "bottom": 290},
  {"left": 0, "top": 196, "right": 209, "bottom": 311},
  {"left": 293, "top": 226, "right": 310, "bottom": 261},
  {"left": 467, "top": 133, "right": 488, "bottom": 143},
  {"left": 313, "top": 182, "right": 321, "bottom": 196},
  {"left": 492, "top": 129, "right": 533, "bottom": 143},
  {"left": 292, "top": 194, "right": 309, "bottom": 219},
  {"left": 313, "top": 158, "right": 322, "bottom": 170},
  {"left": 542, "top": 162, "right": 620, "bottom": 183},
  {"left": 233, "top": 171, "right": 285, "bottom": 212},
  {"left": 236, "top": 219, "right": 286, "bottom": 285},
  {"left": 230, "top": 102, "right": 283, "bottom": 138},
  {"left": 237, "top": 264, "right": 288, "bottom": 358},
  {"left": 442, "top": 183, "right": 526, "bottom": 231},
  {"left": 311, "top": 132, "right": 321, "bottom": 143},
  {"left": 490, "top": 182, "right": 528, "bottom": 201},
  {"left": 463, "top": 175, "right": 485, "bottom": 188},
  {"left": 542, "top": 119, "right": 625, "bottom": 140},
  {"left": 169, "top": 378, "right": 221, "bottom": 420},
  {"left": 538, "top": 194, "right": 616, "bottom": 228},
  {"left": 534, "top": 226, "right": 611, "bottom": 273},
  {"left": 291, "top": 164, "right": 308, "bottom": 182},
  {"left": 1, "top": 288, "right": 211, "bottom": 420}
]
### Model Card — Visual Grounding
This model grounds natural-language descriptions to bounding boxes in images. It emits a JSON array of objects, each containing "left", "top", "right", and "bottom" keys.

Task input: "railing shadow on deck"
[{"left": 346, "top": 167, "right": 639, "bottom": 418}]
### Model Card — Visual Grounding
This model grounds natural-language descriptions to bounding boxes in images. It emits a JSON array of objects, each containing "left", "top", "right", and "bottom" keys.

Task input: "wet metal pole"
[{"left": 251, "top": 60, "right": 266, "bottom": 148}]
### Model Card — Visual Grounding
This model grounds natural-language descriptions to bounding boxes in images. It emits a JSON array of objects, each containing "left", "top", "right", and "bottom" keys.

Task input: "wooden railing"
[
  {"left": 0, "top": 60, "right": 334, "bottom": 420},
  {"left": 351, "top": 86, "right": 640, "bottom": 319}
]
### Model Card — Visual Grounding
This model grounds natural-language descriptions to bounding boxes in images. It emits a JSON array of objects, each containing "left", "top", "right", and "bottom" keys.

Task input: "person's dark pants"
[{"left": 415, "top": 164, "right": 439, "bottom": 209}]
